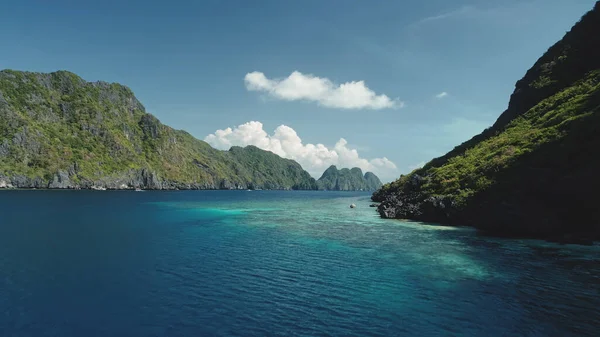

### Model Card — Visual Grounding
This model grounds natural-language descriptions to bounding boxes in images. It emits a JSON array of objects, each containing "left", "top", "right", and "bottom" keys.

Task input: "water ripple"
[{"left": 1, "top": 190, "right": 599, "bottom": 336}]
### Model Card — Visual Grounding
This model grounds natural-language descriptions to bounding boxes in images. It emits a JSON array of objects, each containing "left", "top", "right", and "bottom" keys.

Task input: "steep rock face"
[
  {"left": 373, "top": 2, "right": 600, "bottom": 242},
  {"left": 227, "top": 145, "right": 317, "bottom": 190},
  {"left": 364, "top": 172, "right": 383, "bottom": 190},
  {"left": 317, "top": 165, "right": 382, "bottom": 191},
  {"left": 0, "top": 70, "right": 316, "bottom": 190}
]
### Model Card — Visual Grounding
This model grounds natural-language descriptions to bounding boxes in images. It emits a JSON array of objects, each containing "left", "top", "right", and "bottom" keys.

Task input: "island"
[
  {"left": 0, "top": 70, "right": 318, "bottom": 190},
  {"left": 372, "top": 2, "right": 600, "bottom": 243},
  {"left": 317, "top": 165, "right": 382, "bottom": 191}
]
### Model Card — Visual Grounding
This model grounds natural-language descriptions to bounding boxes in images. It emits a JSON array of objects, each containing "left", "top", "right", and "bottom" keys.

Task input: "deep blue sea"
[{"left": 1, "top": 190, "right": 599, "bottom": 336}]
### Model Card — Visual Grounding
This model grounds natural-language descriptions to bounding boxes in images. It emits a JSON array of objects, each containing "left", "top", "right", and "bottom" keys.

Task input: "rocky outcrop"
[
  {"left": 317, "top": 165, "right": 382, "bottom": 191},
  {"left": 0, "top": 166, "right": 312, "bottom": 191},
  {"left": 0, "top": 179, "right": 13, "bottom": 189},
  {"left": 364, "top": 172, "right": 382, "bottom": 190},
  {"left": 372, "top": 2, "right": 600, "bottom": 243},
  {"left": 0, "top": 70, "right": 318, "bottom": 190},
  {"left": 48, "top": 170, "right": 74, "bottom": 189}
]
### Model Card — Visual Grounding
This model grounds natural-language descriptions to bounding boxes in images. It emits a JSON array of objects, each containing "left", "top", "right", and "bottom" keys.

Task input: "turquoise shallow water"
[{"left": 1, "top": 190, "right": 599, "bottom": 336}]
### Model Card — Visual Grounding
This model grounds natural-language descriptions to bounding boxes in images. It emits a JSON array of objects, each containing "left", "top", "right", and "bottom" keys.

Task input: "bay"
[{"left": 1, "top": 190, "right": 599, "bottom": 336}]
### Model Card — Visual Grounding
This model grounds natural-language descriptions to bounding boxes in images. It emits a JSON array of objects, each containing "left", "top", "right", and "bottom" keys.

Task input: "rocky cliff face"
[
  {"left": 0, "top": 70, "right": 317, "bottom": 190},
  {"left": 317, "top": 165, "right": 382, "bottom": 191},
  {"left": 373, "top": 2, "right": 600, "bottom": 243}
]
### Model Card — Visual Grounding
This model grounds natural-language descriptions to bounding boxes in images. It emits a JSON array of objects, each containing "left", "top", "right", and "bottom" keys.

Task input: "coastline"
[{"left": 0, "top": 180, "right": 381, "bottom": 192}]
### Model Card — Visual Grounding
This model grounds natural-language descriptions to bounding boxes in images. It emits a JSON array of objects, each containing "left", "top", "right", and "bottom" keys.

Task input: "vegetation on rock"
[
  {"left": 373, "top": 2, "right": 600, "bottom": 242},
  {"left": 0, "top": 70, "right": 316, "bottom": 190},
  {"left": 317, "top": 165, "right": 382, "bottom": 191}
]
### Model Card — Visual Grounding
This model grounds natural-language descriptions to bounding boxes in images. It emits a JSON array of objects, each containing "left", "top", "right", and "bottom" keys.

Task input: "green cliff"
[
  {"left": 373, "top": 2, "right": 600, "bottom": 242},
  {"left": 317, "top": 165, "right": 382, "bottom": 191},
  {"left": 0, "top": 70, "right": 317, "bottom": 190}
]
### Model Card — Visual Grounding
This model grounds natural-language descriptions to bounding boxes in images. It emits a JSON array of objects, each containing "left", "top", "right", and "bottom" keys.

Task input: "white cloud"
[
  {"left": 435, "top": 91, "right": 449, "bottom": 99},
  {"left": 205, "top": 121, "right": 398, "bottom": 181},
  {"left": 244, "top": 71, "right": 402, "bottom": 110}
]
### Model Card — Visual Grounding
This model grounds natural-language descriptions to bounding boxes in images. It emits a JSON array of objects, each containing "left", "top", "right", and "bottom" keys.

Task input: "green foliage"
[
  {"left": 0, "top": 70, "right": 316, "bottom": 189},
  {"left": 373, "top": 2, "right": 600, "bottom": 219},
  {"left": 378, "top": 70, "right": 600, "bottom": 208},
  {"left": 530, "top": 75, "right": 556, "bottom": 89},
  {"left": 228, "top": 146, "right": 317, "bottom": 189},
  {"left": 317, "top": 165, "right": 382, "bottom": 191}
]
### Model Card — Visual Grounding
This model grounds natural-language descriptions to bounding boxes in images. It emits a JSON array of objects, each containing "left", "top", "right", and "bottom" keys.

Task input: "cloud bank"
[
  {"left": 244, "top": 71, "right": 402, "bottom": 109},
  {"left": 205, "top": 121, "right": 398, "bottom": 181}
]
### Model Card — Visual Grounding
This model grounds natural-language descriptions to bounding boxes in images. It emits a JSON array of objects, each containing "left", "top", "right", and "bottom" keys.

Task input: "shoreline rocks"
[
  {"left": 0, "top": 179, "right": 14, "bottom": 189},
  {"left": 0, "top": 170, "right": 317, "bottom": 191}
]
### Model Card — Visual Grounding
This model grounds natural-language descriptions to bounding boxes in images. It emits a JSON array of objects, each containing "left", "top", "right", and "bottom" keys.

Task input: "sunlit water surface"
[{"left": 1, "top": 190, "right": 599, "bottom": 336}]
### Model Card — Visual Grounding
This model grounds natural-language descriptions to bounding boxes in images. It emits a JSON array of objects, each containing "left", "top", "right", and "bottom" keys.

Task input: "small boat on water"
[{"left": 135, "top": 188, "right": 143, "bottom": 192}]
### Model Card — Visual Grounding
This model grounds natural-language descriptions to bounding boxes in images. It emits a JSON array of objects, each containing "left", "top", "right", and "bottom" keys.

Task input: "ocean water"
[{"left": 1, "top": 190, "right": 599, "bottom": 336}]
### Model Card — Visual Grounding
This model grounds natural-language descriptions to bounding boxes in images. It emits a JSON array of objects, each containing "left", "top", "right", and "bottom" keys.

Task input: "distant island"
[
  {"left": 317, "top": 165, "right": 382, "bottom": 191},
  {"left": 373, "top": 2, "right": 600, "bottom": 243},
  {"left": 0, "top": 70, "right": 318, "bottom": 190},
  {"left": 0, "top": 70, "right": 387, "bottom": 192}
]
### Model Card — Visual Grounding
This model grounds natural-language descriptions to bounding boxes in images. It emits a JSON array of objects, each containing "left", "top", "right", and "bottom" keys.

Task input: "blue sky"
[{"left": 1, "top": 0, "right": 596, "bottom": 181}]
